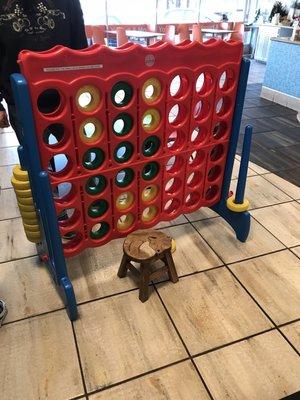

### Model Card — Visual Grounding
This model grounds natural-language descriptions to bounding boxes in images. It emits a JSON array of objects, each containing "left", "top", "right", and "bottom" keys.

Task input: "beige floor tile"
[
  {"left": 280, "top": 321, "right": 300, "bottom": 353},
  {"left": 155, "top": 214, "right": 188, "bottom": 229},
  {"left": 89, "top": 361, "right": 210, "bottom": 400},
  {"left": 185, "top": 207, "right": 218, "bottom": 222},
  {"left": 193, "top": 217, "right": 284, "bottom": 264},
  {"left": 161, "top": 224, "right": 222, "bottom": 276},
  {"left": 0, "top": 146, "right": 19, "bottom": 166},
  {"left": 252, "top": 202, "right": 300, "bottom": 247},
  {"left": 263, "top": 173, "right": 300, "bottom": 200},
  {"left": 232, "top": 159, "right": 257, "bottom": 179},
  {"left": 0, "top": 131, "right": 19, "bottom": 148},
  {"left": 230, "top": 250, "right": 300, "bottom": 325},
  {"left": 0, "top": 188, "right": 20, "bottom": 220},
  {"left": 195, "top": 331, "right": 300, "bottom": 400},
  {"left": 0, "top": 311, "right": 84, "bottom": 400},
  {"left": 248, "top": 160, "right": 269, "bottom": 175},
  {"left": 68, "top": 237, "right": 138, "bottom": 303},
  {"left": 74, "top": 292, "right": 187, "bottom": 391},
  {"left": 230, "top": 175, "right": 291, "bottom": 209},
  {"left": 0, "top": 165, "right": 15, "bottom": 189},
  {"left": 157, "top": 269, "right": 272, "bottom": 354},
  {"left": 0, "top": 256, "right": 64, "bottom": 323},
  {"left": 0, "top": 218, "right": 36, "bottom": 263},
  {"left": 291, "top": 246, "right": 300, "bottom": 258}
]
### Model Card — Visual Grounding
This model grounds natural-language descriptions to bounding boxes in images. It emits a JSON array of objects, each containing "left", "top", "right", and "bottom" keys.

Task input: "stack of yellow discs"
[{"left": 11, "top": 165, "right": 41, "bottom": 243}]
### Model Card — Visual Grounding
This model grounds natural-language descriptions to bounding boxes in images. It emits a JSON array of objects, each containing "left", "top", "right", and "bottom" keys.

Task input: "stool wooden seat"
[{"left": 118, "top": 229, "right": 178, "bottom": 302}]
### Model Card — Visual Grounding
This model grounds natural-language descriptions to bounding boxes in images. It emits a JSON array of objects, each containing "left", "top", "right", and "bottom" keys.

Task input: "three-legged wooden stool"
[{"left": 118, "top": 229, "right": 178, "bottom": 302}]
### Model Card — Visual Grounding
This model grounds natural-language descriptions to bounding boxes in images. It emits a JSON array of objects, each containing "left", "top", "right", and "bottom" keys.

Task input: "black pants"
[{"left": 8, "top": 104, "right": 23, "bottom": 144}]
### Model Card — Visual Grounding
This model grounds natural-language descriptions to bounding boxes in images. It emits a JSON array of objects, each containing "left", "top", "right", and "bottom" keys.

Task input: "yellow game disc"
[
  {"left": 20, "top": 210, "right": 38, "bottom": 221},
  {"left": 141, "top": 205, "right": 158, "bottom": 222},
  {"left": 26, "top": 231, "right": 42, "bottom": 243},
  {"left": 171, "top": 238, "right": 176, "bottom": 253},
  {"left": 13, "top": 165, "right": 28, "bottom": 181},
  {"left": 11, "top": 176, "right": 30, "bottom": 190},
  {"left": 23, "top": 222, "right": 40, "bottom": 232},
  {"left": 142, "top": 78, "right": 161, "bottom": 104},
  {"left": 15, "top": 188, "right": 32, "bottom": 198},
  {"left": 18, "top": 196, "right": 34, "bottom": 206},
  {"left": 18, "top": 202, "right": 35, "bottom": 213},
  {"left": 226, "top": 196, "right": 249, "bottom": 212},
  {"left": 117, "top": 213, "right": 135, "bottom": 231}
]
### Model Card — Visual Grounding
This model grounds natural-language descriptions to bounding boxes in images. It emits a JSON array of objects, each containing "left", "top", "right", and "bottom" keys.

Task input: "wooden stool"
[{"left": 118, "top": 229, "right": 178, "bottom": 302}]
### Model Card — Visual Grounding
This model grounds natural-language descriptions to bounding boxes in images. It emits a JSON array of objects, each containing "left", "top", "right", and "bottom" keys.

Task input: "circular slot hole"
[
  {"left": 48, "top": 154, "right": 70, "bottom": 175},
  {"left": 142, "top": 185, "right": 158, "bottom": 202},
  {"left": 111, "top": 82, "right": 133, "bottom": 107},
  {"left": 167, "top": 130, "right": 185, "bottom": 150},
  {"left": 208, "top": 165, "right": 222, "bottom": 182},
  {"left": 115, "top": 168, "right": 134, "bottom": 187},
  {"left": 205, "top": 185, "right": 219, "bottom": 200},
  {"left": 168, "top": 104, "right": 180, "bottom": 124},
  {"left": 165, "top": 177, "right": 181, "bottom": 194},
  {"left": 187, "top": 172, "right": 202, "bottom": 188},
  {"left": 80, "top": 118, "right": 102, "bottom": 143},
  {"left": 170, "top": 75, "right": 181, "bottom": 97},
  {"left": 86, "top": 175, "right": 107, "bottom": 195},
  {"left": 219, "top": 69, "right": 234, "bottom": 91},
  {"left": 142, "top": 109, "right": 160, "bottom": 132},
  {"left": 194, "top": 101, "right": 203, "bottom": 120},
  {"left": 210, "top": 144, "right": 224, "bottom": 162},
  {"left": 88, "top": 200, "right": 109, "bottom": 218},
  {"left": 213, "top": 121, "right": 227, "bottom": 140},
  {"left": 142, "top": 162, "right": 159, "bottom": 181},
  {"left": 117, "top": 213, "right": 135, "bottom": 231},
  {"left": 166, "top": 155, "right": 183, "bottom": 173},
  {"left": 164, "top": 198, "right": 180, "bottom": 214},
  {"left": 53, "top": 182, "right": 73, "bottom": 201},
  {"left": 195, "top": 73, "right": 205, "bottom": 93},
  {"left": 190, "top": 126, "right": 204, "bottom": 144},
  {"left": 58, "top": 208, "right": 79, "bottom": 227},
  {"left": 113, "top": 113, "right": 133, "bottom": 136},
  {"left": 142, "top": 205, "right": 158, "bottom": 222},
  {"left": 185, "top": 192, "right": 200, "bottom": 207},
  {"left": 82, "top": 148, "right": 105, "bottom": 170},
  {"left": 37, "top": 89, "right": 61, "bottom": 115},
  {"left": 116, "top": 191, "right": 134, "bottom": 211},
  {"left": 90, "top": 222, "right": 110, "bottom": 240},
  {"left": 142, "top": 78, "right": 161, "bottom": 103},
  {"left": 76, "top": 86, "right": 100, "bottom": 112},
  {"left": 43, "top": 123, "right": 64, "bottom": 147},
  {"left": 114, "top": 142, "right": 134, "bottom": 163},
  {"left": 142, "top": 136, "right": 160, "bottom": 157},
  {"left": 189, "top": 150, "right": 205, "bottom": 167},
  {"left": 62, "top": 231, "right": 82, "bottom": 248},
  {"left": 216, "top": 97, "right": 230, "bottom": 116}
]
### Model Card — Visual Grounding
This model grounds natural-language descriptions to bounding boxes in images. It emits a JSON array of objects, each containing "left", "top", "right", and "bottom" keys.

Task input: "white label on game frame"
[
  {"left": 145, "top": 54, "right": 155, "bottom": 67},
  {"left": 43, "top": 64, "right": 103, "bottom": 72}
]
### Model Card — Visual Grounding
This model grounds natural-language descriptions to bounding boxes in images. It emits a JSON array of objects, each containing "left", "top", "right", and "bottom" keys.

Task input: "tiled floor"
[{"left": 1, "top": 62, "right": 300, "bottom": 400}]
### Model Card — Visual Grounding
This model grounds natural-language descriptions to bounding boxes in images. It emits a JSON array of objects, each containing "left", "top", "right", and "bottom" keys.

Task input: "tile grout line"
[
  {"left": 71, "top": 321, "right": 89, "bottom": 399},
  {"left": 192, "top": 327, "right": 276, "bottom": 359},
  {"left": 260, "top": 174, "right": 300, "bottom": 202},
  {"left": 152, "top": 284, "right": 215, "bottom": 400},
  {"left": 190, "top": 220, "right": 300, "bottom": 357},
  {"left": 85, "top": 358, "right": 190, "bottom": 398}
]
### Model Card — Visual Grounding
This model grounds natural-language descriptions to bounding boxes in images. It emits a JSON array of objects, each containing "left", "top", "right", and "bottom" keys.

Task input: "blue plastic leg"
[
  {"left": 59, "top": 277, "right": 78, "bottom": 321},
  {"left": 212, "top": 202, "right": 251, "bottom": 242}
]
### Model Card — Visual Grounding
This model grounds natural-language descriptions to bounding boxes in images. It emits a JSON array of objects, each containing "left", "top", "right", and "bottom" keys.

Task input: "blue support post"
[
  {"left": 10, "top": 73, "right": 78, "bottom": 320},
  {"left": 211, "top": 58, "right": 252, "bottom": 242},
  {"left": 235, "top": 125, "right": 253, "bottom": 204}
]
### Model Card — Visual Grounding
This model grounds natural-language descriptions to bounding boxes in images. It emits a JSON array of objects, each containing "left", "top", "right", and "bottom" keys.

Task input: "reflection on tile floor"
[{"left": 1, "top": 89, "right": 300, "bottom": 399}]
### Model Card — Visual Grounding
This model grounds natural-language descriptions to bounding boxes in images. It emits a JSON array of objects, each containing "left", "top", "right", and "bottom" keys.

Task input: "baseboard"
[{"left": 260, "top": 86, "right": 300, "bottom": 119}]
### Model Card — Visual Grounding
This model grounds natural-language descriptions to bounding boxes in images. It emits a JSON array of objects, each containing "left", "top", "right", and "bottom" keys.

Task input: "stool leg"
[
  {"left": 165, "top": 250, "right": 179, "bottom": 283},
  {"left": 118, "top": 254, "right": 129, "bottom": 278},
  {"left": 139, "top": 263, "right": 151, "bottom": 302}
]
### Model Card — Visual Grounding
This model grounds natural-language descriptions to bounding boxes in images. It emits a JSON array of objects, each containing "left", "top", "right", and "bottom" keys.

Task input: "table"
[
  {"left": 201, "top": 29, "right": 236, "bottom": 38},
  {"left": 106, "top": 30, "right": 165, "bottom": 46}
]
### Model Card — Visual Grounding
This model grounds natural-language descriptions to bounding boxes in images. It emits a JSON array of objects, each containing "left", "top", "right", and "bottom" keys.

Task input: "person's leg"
[
  {"left": 7, "top": 104, "right": 23, "bottom": 144},
  {"left": 0, "top": 299, "right": 7, "bottom": 326}
]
